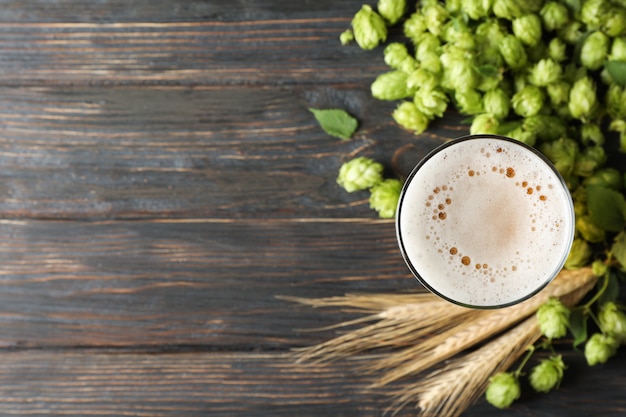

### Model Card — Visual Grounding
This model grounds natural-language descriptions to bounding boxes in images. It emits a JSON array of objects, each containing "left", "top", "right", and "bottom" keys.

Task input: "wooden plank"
[
  {"left": 0, "top": 0, "right": 366, "bottom": 23},
  {"left": 0, "top": 85, "right": 466, "bottom": 219},
  {"left": 0, "top": 218, "right": 418, "bottom": 348},
  {"left": 0, "top": 349, "right": 622, "bottom": 417},
  {"left": 0, "top": 17, "right": 388, "bottom": 85}
]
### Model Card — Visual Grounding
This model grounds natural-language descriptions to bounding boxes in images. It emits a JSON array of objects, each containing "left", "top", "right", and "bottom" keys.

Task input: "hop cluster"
[{"left": 342, "top": 0, "right": 626, "bottom": 229}]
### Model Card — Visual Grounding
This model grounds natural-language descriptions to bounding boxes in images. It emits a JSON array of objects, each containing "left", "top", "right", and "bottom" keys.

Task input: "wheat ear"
[
  {"left": 369, "top": 267, "right": 596, "bottom": 386},
  {"left": 386, "top": 270, "right": 597, "bottom": 417}
]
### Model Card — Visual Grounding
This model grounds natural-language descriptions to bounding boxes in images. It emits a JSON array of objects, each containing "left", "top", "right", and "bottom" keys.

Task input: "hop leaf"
[
  {"left": 337, "top": 157, "right": 384, "bottom": 193},
  {"left": 369, "top": 178, "right": 402, "bottom": 218},
  {"left": 309, "top": 108, "right": 358, "bottom": 140},
  {"left": 529, "top": 355, "right": 566, "bottom": 393},
  {"left": 485, "top": 372, "right": 521, "bottom": 409}
]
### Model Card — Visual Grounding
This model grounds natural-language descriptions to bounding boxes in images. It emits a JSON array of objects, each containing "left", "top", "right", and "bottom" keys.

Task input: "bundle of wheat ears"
[{"left": 283, "top": 266, "right": 597, "bottom": 417}]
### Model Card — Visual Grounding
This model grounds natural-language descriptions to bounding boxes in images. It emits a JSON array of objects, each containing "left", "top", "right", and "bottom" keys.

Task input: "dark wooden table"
[{"left": 0, "top": 1, "right": 623, "bottom": 416}]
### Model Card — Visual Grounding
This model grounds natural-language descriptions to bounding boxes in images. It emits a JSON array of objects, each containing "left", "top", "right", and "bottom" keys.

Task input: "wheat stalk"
[
  {"left": 370, "top": 267, "right": 596, "bottom": 386},
  {"left": 387, "top": 272, "right": 597, "bottom": 417},
  {"left": 288, "top": 267, "right": 598, "bottom": 415}
]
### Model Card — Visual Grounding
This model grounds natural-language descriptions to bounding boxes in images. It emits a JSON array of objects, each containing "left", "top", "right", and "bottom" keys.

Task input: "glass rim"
[{"left": 395, "top": 134, "right": 576, "bottom": 309}]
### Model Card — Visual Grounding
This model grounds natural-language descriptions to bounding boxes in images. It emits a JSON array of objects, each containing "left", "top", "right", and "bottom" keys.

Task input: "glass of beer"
[{"left": 396, "top": 134, "right": 575, "bottom": 309}]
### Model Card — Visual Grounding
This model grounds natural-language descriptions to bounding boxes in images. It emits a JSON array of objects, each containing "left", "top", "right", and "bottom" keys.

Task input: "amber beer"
[{"left": 396, "top": 134, "right": 575, "bottom": 308}]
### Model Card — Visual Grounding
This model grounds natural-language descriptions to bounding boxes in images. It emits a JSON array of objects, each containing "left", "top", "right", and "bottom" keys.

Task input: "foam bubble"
[{"left": 397, "top": 137, "right": 575, "bottom": 308}]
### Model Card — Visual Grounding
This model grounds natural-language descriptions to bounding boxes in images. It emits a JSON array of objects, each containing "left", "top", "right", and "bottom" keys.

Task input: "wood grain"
[
  {"left": 0, "top": 85, "right": 466, "bottom": 219},
  {"left": 0, "top": 350, "right": 621, "bottom": 417},
  {"left": 0, "top": 19, "right": 386, "bottom": 85},
  {"left": 0, "top": 218, "right": 417, "bottom": 348}
]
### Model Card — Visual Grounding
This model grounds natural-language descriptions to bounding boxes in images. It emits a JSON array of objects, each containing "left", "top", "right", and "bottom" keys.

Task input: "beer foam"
[{"left": 397, "top": 136, "right": 575, "bottom": 308}]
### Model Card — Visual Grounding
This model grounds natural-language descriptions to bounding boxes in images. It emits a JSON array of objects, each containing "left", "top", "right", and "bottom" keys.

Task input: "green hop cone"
[
  {"left": 547, "top": 81, "right": 570, "bottom": 106},
  {"left": 351, "top": 5, "right": 388, "bottom": 50},
  {"left": 418, "top": 51, "right": 442, "bottom": 74},
  {"left": 392, "top": 101, "right": 430, "bottom": 134},
  {"left": 581, "top": 123, "right": 605, "bottom": 146},
  {"left": 604, "top": 7, "right": 626, "bottom": 37},
  {"left": 499, "top": 35, "right": 528, "bottom": 70},
  {"left": 565, "top": 238, "right": 592, "bottom": 269},
  {"left": 574, "top": 145, "right": 606, "bottom": 178},
  {"left": 576, "top": 215, "right": 606, "bottom": 243},
  {"left": 485, "top": 372, "right": 520, "bottom": 409},
  {"left": 592, "top": 259, "right": 608, "bottom": 277},
  {"left": 339, "top": 29, "right": 354, "bottom": 45},
  {"left": 484, "top": 89, "right": 510, "bottom": 119},
  {"left": 512, "top": 85, "right": 545, "bottom": 117},
  {"left": 513, "top": 14, "right": 542, "bottom": 46},
  {"left": 581, "top": 0, "right": 611, "bottom": 30},
  {"left": 422, "top": 3, "right": 449, "bottom": 37},
  {"left": 536, "top": 298, "right": 570, "bottom": 339},
  {"left": 371, "top": 71, "right": 415, "bottom": 101},
  {"left": 528, "top": 58, "right": 562, "bottom": 87},
  {"left": 580, "top": 31, "right": 610, "bottom": 71},
  {"left": 462, "top": 0, "right": 492, "bottom": 20},
  {"left": 529, "top": 355, "right": 566, "bottom": 393},
  {"left": 369, "top": 178, "right": 402, "bottom": 218},
  {"left": 384, "top": 43, "right": 410, "bottom": 70},
  {"left": 606, "top": 84, "right": 626, "bottom": 120},
  {"left": 610, "top": 37, "right": 626, "bottom": 62},
  {"left": 506, "top": 126, "right": 537, "bottom": 146},
  {"left": 455, "top": 89, "right": 484, "bottom": 115},
  {"left": 470, "top": 113, "right": 500, "bottom": 134},
  {"left": 540, "top": 1, "right": 570, "bottom": 31},
  {"left": 441, "top": 53, "right": 479, "bottom": 91},
  {"left": 377, "top": 0, "right": 406, "bottom": 26},
  {"left": 523, "top": 115, "right": 566, "bottom": 142},
  {"left": 598, "top": 302, "right": 626, "bottom": 342},
  {"left": 337, "top": 157, "right": 384, "bottom": 193},
  {"left": 475, "top": 19, "right": 507, "bottom": 49},
  {"left": 585, "top": 333, "right": 619, "bottom": 366},
  {"left": 403, "top": 12, "right": 427, "bottom": 44},
  {"left": 559, "top": 21, "right": 584, "bottom": 44},
  {"left": 492, "top": 0, "right": 524, "bottom": 20},
  {"left": 568, "top": 76, "right": 598, "bottom": 121},
  {"left": 548, "top": 38, "right": 567, "bottom": 62},
  {"left": 407, "top": 68, "right": 439, "bottom": 92},
  {"left": 414, "top": 88, "right": 448, "bottom": 119},
  {"left": 415, "top": 33, "right": 441, "bottom": 61},
  {"left": 540, "top": 137, "right": 578, "bottom": 179}
]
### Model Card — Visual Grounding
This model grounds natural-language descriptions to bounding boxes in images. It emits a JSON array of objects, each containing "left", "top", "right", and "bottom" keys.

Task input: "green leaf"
[
  {"left": 563, "top": 0, "right": 582, "bottom": 13},
  {"left": 612, "top": 231, "right": 626, "bottom": 269},
  {"left": 605, "top": 61, "right": 626, "bottom": 87},
  {"left": 568, "top": 309, "right": 588, "bottom": 349},
  {"left": 586, "top": 185, "right": 626, "bottom": 232},
  {"left": 309, "top": 108, "right": 358, "bottom": 140},
  {"left": 474, "top": 64, "right": 500, "bottom": 78}
]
